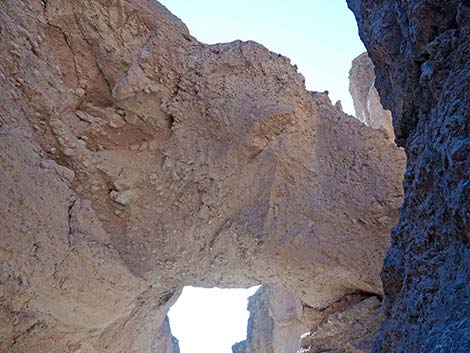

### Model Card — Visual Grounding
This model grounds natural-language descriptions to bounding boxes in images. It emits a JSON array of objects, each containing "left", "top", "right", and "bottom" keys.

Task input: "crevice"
[
  {"left": 41, "top": 0, "right": 80, "bottom": 84},
  {"left": 317, "top": 290, "right": 377, "bottom": 315},
  {"left": 159, "top": 290, "right": 176, "bottom": 306},
  {"left": 43, "top": 0, "right": 114, "bottom": 97},
  {"left": 49, "top": 247, "right": 74, "bottom": 280},
  {"left": 70, "top": 9, "right": 114, "bottom": 96},
  {"left": 167, "top": 113, "right": 175, "bottom": 130},
  {"left": 67, "top": 197, "right": 78, "bottom": 248},
  {"left": 91, "top": 53, "right": 114, "bottom": 96}
]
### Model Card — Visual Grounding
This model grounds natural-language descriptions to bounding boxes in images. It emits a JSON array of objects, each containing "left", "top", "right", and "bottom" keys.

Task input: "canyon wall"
[
  {"left": 298, "top": 296, "right": 383, "bottom": 353},
  {"left": 349, "top": 53, "right": 394, "bottom": 139},
  {"left": 1, "top": 1, "right": 405, "bottom": 352},
  {"left": 232, "top": 285, "right": 308, "bottom": 353},
  {"left": 234, "top": 285, "right": 384, "bottom": 353},
  {"left": 348, "top": 1, "right": 470, "bottom": 352},
  {"left": 234, "top": 53, "right": 398, "bottom": 353}
]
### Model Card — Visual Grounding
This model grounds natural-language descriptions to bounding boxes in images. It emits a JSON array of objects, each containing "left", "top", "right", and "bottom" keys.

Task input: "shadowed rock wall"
[{"left": 348, "top": 1, "right": 470, "bottom": 352}]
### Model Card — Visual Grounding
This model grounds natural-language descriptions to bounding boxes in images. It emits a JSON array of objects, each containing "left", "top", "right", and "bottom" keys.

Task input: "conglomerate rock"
[
  {"left": 348, "top": 1, "right": 470, "bottom": 352},
  {"left": 349, "top": 53, "right": 394, "bottom": 139},
  {"left": 1, "top": 1, "right": 405, "bottom": 352}
]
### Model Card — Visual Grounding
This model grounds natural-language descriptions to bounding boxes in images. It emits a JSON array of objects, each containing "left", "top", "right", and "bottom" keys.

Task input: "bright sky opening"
[
  {"left": 160, "top": 0, "right": 365, "bottom": 115},
  {"left": 168, "top": 286, "right": 261, "bottom": 353},
  {"left": 161, "top": 2, "right": 365, "bottom": 353}
]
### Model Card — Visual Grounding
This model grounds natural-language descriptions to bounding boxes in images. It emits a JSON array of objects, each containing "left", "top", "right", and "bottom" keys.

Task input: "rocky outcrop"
[
  {"left": 1, "top": 1, "right": 405, "bottom": 352},
  {"left": 152, "top": 317, "right": 180, "bottom": 353},
  {"left": 234, "top": 286, "right": 384, "bottom": 353},
  {"left": 299, "top": 296, "right": 383, "bottom": 353},
  {"left": 349, "top": 53, "right": 394, "bottom": 139},
  {"left": 348, "top": 1, "right": 470, "bottom": 352},
  {"left": 235, "top": 286, "right": 385, "bottom": 353},
  {"left": 232, "top": 285, "right": 308, "bottom": 353},
  {"left": 234, "top": 53, "right": 403, "bottom": 353}
]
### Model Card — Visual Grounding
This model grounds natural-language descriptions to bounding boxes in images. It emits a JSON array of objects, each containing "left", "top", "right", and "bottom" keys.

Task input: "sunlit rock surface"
[
  {"left": 349, "top": 53, "right": 394, "bottom": 139},
  {"left": 233, "top": 54, "right": 404, "bottom": 353},
  {"left": 348, "top": 1, "right": 470, "bottom": 352},
  {"left": 232, "top": 285, "right": 308, "bottom": 353},
  {"left": 1, "top": 1, "right": 404, "bottom": 352},
  {"left": 236, "top": 287, "right": 384, "bottom": 353}
]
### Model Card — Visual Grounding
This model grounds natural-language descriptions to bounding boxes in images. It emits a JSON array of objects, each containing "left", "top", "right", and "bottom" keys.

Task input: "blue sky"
[
  {"left": 162, "top": 2, "right": 365, "bottom": 353},
  {"left": 160, "top": 0, "right": 365, "bottom": 115}
]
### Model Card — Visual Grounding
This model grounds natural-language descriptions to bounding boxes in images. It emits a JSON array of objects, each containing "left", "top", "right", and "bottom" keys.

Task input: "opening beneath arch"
[{"left": 168, "top": 286, "right": 261, "bottom": 353}]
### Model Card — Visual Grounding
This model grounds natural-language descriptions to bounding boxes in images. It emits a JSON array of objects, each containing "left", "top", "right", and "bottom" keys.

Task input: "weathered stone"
[
  {"left": 0, "top": 1, "right": 405, "bottom": 352},
  {"left": 233, "top": 285, "right": 308, "bottom": 353},
  {"left": 298, "top": 296, "right": 383, "bottom": 353},
  {"left": 152, "top": 317, "right": 180, "bottom": 353},
  {"left": 349, "top": 53, "right": 394, "bottom": 139},
  {"left": 348, "top": 1, "right": 470, "bottom": 352}
]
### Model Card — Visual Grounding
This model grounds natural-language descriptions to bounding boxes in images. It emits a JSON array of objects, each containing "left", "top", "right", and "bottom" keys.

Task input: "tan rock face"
[
  {"left": 233, "top": 54, "right": 405, "bottom": 353},
  {"left": 234, "top": 286, "right": 384, "bottom": 353},
  {"left": 233, "top": 285, "right": 308, "bottom": 353},
  {"left": 153, "top": 317, "right": 180, "bottom": 353},
  {"left": 349, "top": 53, "right": 394, "bottom": 139},
  {"left": 0, "top": 1, "right": 404, "bottom": 352},
  {"left": 299, "top": 296, "right": 383, "bottom": 353}
]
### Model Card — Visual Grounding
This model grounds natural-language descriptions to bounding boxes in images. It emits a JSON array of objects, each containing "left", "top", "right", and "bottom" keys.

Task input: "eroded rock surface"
[
  {"left": 1, "top": 1, "right": 405, "bottom": 352},
  {"left": 153, "top": 317, "right": 180, "bottom": 353},
  {"left": 349, "top": 53, "right": 394, "bottom": 139},
  {"left": 348, "top": 1, "right": 470, "bottom": 352},
  {"left": 233, "top": 53, "right": 404, "bottom": 353},
  {"left": 299, "top": 296, "right": 383, "bottom": 353},
  {"left": 232, "top": 285, "right": 308, "bottom": 353},
  {"left": 235, "top": 286, "right": 384, "bottom": 353}
]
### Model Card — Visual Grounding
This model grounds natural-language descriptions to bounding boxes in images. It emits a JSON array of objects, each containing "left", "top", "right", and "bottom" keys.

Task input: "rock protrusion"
[
  {"left": 233, "top": 285, "right": 308, "bottom": 353},
  {"left": 349, "top": 53, "right": 394, "bottom": 139}
]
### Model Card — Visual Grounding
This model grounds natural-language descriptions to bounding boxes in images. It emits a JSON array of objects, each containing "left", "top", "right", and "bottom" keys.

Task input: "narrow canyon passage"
[
  {"left": 2, "top": 1, "right": 468, "bottom": 353},
  {"left": 1, "top": 1, "right": 405, "bottom": 352}
]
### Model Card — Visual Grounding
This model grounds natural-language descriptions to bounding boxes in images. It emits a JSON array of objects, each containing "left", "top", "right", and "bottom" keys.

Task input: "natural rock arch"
[{"left": 1, "top": 1, "right": 405, "bottom": 352}]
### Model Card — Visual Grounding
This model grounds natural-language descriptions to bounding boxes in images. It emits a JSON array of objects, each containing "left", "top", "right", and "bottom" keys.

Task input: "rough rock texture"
[
  {"left": 298, "top": 296, "right": 383, "bottom": 353},
  {"left": 348, "top": 1, "right": 470, "bottom": 352},
  {"left": 153, "top": 317, "right": 180, "bottom": 353},
  {"left": 234, "top": 285, "right": 384, "bottom": 353},
  {"left": 234, "top": 285, "right": 386, "bottom": 353},
  {"left": 349, "top": 53, "right": 394, "bottom": 139},
  {"left": 233, "top": 53, "right": 402, "bottom": 353},
  {"left": 232, "top": 284, "right": 308, "bottom": 353},
  {"left": 1, "top": 1, "right": 405, "bottom": 352}
]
